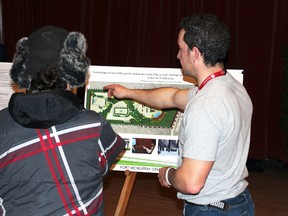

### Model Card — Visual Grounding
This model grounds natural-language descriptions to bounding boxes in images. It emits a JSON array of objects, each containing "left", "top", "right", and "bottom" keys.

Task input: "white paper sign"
[{"left": 0, "top": 63, "right": 16, "bottom": 111}]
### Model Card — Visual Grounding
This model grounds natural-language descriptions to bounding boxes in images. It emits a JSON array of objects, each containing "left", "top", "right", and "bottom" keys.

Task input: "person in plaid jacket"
[{"left": 0, "top": 26, "right": 125, "bottom": 216}]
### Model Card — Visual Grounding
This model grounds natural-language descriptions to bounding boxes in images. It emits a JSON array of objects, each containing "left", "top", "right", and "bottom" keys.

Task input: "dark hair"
[
  {"left": 28, "top": 66, "right": 67, "bottom": 93},
  {"left": 179, "top": 14, "right": 230, "bottom": 66}
]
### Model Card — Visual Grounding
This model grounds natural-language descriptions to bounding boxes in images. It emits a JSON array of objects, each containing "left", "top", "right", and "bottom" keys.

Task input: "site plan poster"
[{"left": 85, "top": 65, "right": 243, "bottom": 173}]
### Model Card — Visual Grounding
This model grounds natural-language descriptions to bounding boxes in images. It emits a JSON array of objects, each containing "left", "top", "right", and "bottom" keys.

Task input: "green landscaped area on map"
[{"left": 86, "top": 89, "right": 177, "bottom": 128}]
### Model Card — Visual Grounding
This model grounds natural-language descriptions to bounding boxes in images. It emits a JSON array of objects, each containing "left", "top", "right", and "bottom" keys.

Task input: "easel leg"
[{"left": 114, "top": 170, "right": 137, "bottom": 216}]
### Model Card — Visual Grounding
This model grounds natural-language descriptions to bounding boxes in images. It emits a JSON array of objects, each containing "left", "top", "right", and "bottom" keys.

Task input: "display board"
[
  {"left": 0, "top": 62, "right": 244, "bottom": 214},
  {"left": 0, "top": 63, "right": 243, "bottom": 173},
  {"left": 85, "top": 65, "right": 244, "bottom": 173}
]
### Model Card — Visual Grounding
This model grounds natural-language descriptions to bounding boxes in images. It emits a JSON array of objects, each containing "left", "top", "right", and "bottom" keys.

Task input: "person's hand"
[
  {"left": 103, "top": 84, "right": 129, "bottom": 99},
  {"left": 158, "top": 167, "right": 172, "bottom": 188}
]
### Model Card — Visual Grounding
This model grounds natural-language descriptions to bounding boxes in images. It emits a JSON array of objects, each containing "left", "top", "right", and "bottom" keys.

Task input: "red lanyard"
[{"left": 197, "top": 70, "right": 225, "bottom": 92}]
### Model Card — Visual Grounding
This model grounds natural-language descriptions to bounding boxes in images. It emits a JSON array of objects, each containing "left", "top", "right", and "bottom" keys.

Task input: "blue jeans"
[{"left": 183, "top": 188, "right": 255, "bottom": 216}]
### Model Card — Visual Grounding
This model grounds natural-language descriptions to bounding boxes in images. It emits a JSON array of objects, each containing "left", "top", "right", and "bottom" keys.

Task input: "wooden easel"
[{"left": 114, "top": 170, "right": 137, "bottom": 216}]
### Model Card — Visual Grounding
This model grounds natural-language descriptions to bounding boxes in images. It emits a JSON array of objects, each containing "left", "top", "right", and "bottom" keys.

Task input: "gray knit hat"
[{"left": 10, "top": 25, "right": 90, "bottom": 89}]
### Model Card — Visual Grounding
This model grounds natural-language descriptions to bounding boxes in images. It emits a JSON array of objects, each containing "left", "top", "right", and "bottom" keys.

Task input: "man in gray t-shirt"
[
  {"left": 104, "top": 14, "right": 254, "bottom": 216},
  {"left": 178, "top": 72, "right": 252, "bottom": 206}
]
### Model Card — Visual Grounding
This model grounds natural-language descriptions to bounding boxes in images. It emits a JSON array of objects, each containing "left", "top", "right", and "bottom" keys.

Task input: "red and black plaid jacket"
[{"left": 0, "top": 91, "right": 125, "bottom": 216}]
